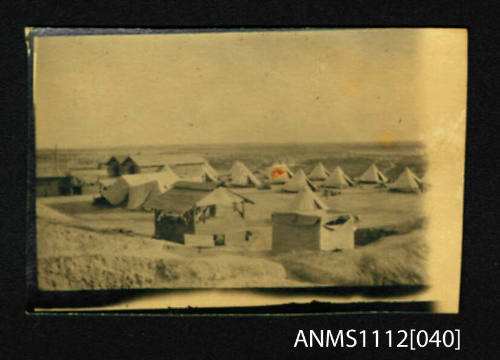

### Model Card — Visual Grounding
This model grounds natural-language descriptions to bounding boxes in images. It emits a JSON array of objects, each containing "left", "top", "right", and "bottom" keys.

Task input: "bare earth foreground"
[{"left": 36, "top": 185, "right": 428, "bottom": 290}]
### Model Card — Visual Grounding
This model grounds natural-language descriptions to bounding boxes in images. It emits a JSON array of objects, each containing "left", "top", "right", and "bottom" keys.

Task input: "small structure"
[
  {"left": 308, "top": 162, "right": 330, "bottom": 181},
  {"left": 119, "top": 155, "right": 168, "bottom": 175},
  {"left": 36, "top": 165, "right": 72, "bottom": 197},
  {"left": 272, "top": 212, "right": 356, "bottom": 252},
  {"left": 163, "top": 154, "right": 219, "bottom": 182},
  {"left": 70, "top": 169, "right": 110, "bottom": 195},
  {"left": 267, "top": 162, "right": 294, "bottom": 184},
  {"left": 272, "top": 186, "right": 356, "bottom": 252},
  {"left": 229, "top": 161, "right": 262, "bottom": 188},
  {"left": 145, "top": 181, "right": 254, "bottom": 245},
  {"left": 101, "top": 167, "right": 179, "bottom": 209},
  {"left": 103, "top": 154, "right": 219, "bottom": 182},
  {"left": 388, "top": 167, "right": 424, "bottom": 193},
  {"left": 357, "top": 163, "right": 388, "bottom": 184},
  {"left": 105, "top": 156, "right": 128, "bottom": 177},
  {"left": 282, "top": 169, "right": 317, "bottom": 192},
  {"left": 322, "top": 166, "right": 354, "bottom": 188}
]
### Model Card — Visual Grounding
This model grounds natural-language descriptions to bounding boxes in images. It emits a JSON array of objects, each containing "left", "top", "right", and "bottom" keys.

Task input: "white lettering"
[
  {"left": 326, "top": 330, "right": 344, "bottom": 347},
  {"left": 294, "top": 330, "right": 308, "bottom": 348},
  {"left": 346, "top": 329, "right": 358, "bottom": 348},
  {"left": 309, "top": 330, "right": 324, "bottom": 347}
]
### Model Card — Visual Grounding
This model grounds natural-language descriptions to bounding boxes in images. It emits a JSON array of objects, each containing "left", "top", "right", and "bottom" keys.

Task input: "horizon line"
[{"left": 36, "top": 140, "right": 425, "bottom": 151}]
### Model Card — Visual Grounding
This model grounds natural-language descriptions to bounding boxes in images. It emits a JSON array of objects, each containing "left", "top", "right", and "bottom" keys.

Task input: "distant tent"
[
  {"left": 230, "top": 161, "right": 262, "bottom": 188},
  {"left": 358, "top": 163, "right": 388, "bottom": 184},
  {"left": 322, "top": 166, "right": 354, "bottom": 188},
  {"left": 282, "top": 169, "right": 317, "bottom": 192},
  {"left": 101, "top": 167, "right": 179, "bottom": 209},
  {"left": 268, "top": 162, "right": 294, "bottom": 184},
  {"left": 308, "top": 162, "right": 330, "bottom": 181},
  {"left": 389, "top": 167, "right": 424, "bottom": 193},
  {"left": 288, "top": 186, "right": 328, "bottom": 212},
  {"left": 203, "top": 163, "right": 219, "bottom": 182}
]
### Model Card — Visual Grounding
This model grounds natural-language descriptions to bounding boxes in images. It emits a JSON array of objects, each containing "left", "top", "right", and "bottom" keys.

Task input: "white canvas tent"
[
  {"left": 161, "top": 154, "right": 219, "bottom": 183},
  {"left": 358, "top": 163, "right": 388, "bottom": 184},
  {"left": 322, "top": 166, "right": 354, "bottom": 188},
  {"left": 288, "top": 186, "right": 328, "bottom": 212},
  {"left": 101, "top": 167, "right": 179, "bottom": 209},
  {"left": 230, "top": 161, "right": 262, "bottom": 187},
  {"left": 272, "top": 212, "right": 355, "bottom": 252},
  {"left": 267, "top": 162, "right": 294, "bottom": 184},
  {"left": 282, "top": 169, "right": 317, "bottom": 192},
  {"left": 389, "top": 167, "right": 424, "bottom": 193},
  {"left": 308, "top": 162, "right": 330, "bottom": 180}
]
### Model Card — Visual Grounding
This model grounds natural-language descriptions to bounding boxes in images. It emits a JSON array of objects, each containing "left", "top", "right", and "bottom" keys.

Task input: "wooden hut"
[
  {"left": 36, "top": 165, "right": 72, "bottom": 197},
  {"left": 145, "top": 181, "right": 254, "bottom": 246}
]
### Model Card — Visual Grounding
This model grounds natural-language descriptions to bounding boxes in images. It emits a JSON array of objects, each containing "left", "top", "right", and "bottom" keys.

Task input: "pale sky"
[{"left": 33, "top": 29, "right": 467, "bottom": 149}]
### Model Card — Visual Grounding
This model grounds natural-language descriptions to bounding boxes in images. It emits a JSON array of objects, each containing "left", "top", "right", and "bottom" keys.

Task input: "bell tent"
[
  {"left": 230, "top": 161, "right": 262, "bottom": 188},
  {"left": 308, "top": 162, "right": 330, "bottom": 181},
  {"left": 358, "top": 163, "right": 388, "bottom": 184},
  {"left": 322, "top": 166, "right": 354, "bottom": 188},
  {"left": 288, "top": 186, "right": 328, "bottom": 212},
  {"left": 268, "top": 162, "right": 294, "bottom": 184},
  {"left": 282, "top": 169, "right": 317, "bottom": 192},
  {"left": 389, "top": 167, "right": 424, "bottom": 193}
]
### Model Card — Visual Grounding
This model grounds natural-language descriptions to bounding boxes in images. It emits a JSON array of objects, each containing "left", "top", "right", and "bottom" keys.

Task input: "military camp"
[{"left": 35, "top": 142, "right": 428, "bottom": 290}]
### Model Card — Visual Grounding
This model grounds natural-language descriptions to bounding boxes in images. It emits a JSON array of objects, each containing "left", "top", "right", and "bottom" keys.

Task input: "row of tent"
[
  {"left": 233, "top": 161, "right": 424, "bottom": 193},
  {"left": 100, "top": 160, "right": 425, "bottom": 211}
]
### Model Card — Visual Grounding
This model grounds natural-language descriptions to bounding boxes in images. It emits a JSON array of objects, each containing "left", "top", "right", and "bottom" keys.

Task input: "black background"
[{"left": 2, "top": 0, "right": 500, "bottom": 358}]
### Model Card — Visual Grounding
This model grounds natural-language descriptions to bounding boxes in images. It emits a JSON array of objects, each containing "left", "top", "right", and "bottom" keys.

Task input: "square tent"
[{"left": 272, "top": 212, "right": 356, "bottom": 252}]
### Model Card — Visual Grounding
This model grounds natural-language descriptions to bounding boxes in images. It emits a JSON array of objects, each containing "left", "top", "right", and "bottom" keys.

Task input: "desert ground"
[{"left": 35, "top": 142, "right": 428, "bottom": 290}]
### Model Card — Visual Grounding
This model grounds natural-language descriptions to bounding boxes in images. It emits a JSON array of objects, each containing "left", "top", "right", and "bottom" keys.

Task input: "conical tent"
[
  {"left": 268, "top": 162, "right": 294, "bottom": 184},
  {"left": 204, "top": 163, "right": 219, "bottom": 182},
  {"left": 288, "top": 186, "right": 328, "bottom": 212},
  {"left": 389, "top": 167, "right": 423, "bottom": 193},
  {"left": 358, "top": 163, "right": 388, "bottom": 183},
  {"left": 230, "top": 161, "right": 262, "bottom": 187},
  {"left": 323, "top": 166, "right": 354, "bottom": 188},
  {"left": 282, "top": 169, "right": 318, "bottom": 192},
  {"left": 308, "top": 162, "right": 330, "bottom": 180}
]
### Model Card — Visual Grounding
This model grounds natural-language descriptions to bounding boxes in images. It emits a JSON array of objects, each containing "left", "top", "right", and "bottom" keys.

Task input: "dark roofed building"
[
  {"left": 36, "top": 164, "right": 72, "bottom": 197},
  {"left": 104, "top": 154, "right": 219, "bottom": 182},
  {"left": 145, "top": 181, "right": 253, "bottom": 246},
  {"left": 120, "top": 155, "right": 168, "bottom": 175},
  {"left": 105, "top": 155, "right": 129, "bottom": 177}
]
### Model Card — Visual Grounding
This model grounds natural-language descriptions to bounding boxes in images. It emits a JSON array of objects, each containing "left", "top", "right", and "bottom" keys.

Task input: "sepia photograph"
[{"left": 27, "top": 28, "right": 467, "bottom": 312}]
